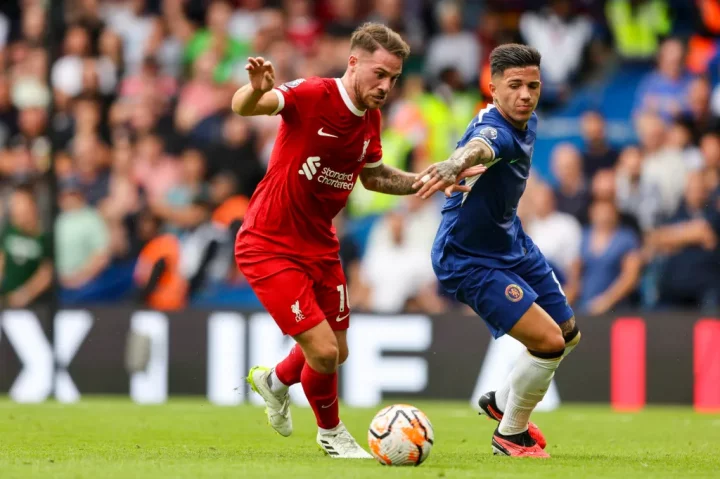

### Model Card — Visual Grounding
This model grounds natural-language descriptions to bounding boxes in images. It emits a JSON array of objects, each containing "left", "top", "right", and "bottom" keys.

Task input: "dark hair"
[
  {"left": 350, "top": 22, "right": 411, "bottom": 60},
  {"left": 490, "top": 43, "right": 541, "bottom": 77}
]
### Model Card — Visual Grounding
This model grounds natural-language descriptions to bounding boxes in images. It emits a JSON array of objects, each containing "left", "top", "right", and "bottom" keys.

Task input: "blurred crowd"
[{"left": 0, "top": 0, "right": 718, "bottom": 316}]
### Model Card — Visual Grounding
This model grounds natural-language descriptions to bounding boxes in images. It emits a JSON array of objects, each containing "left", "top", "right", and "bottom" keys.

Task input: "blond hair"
[{"left": 350, "top": 22, "right": 410, "bottom": 60}]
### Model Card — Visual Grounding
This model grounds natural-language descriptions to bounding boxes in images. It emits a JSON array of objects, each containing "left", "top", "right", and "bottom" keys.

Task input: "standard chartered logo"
[
  {"left": 299, "top": 157, "right": 354, "bottom": 190},
  {"left": 299, "top": 156, "right": 321, "bottom": 179}
]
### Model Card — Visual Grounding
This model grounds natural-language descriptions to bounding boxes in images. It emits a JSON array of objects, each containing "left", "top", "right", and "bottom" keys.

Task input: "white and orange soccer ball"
[{"left": 367, "top": 404, "right": 435, "bottom": 466}]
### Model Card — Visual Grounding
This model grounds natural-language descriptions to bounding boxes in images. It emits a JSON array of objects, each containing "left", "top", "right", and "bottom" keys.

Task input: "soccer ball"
[{"left": 367, "top": 404, "right": 434, "bottom": 466}]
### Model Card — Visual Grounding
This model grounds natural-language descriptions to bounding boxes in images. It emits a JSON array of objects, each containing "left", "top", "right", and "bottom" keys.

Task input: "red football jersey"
[{"left": 237, "top": 77, "right": 383, "bottom": 257}]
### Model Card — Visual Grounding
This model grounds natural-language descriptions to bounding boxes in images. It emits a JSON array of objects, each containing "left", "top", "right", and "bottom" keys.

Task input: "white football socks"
[
  {"left": 268, "top": 369, "right": 289, "bottom": 394},
  {"left": 495, "top": 331, "right": 581, "bottom": 412},
  {"left": 497, "top": 351, "right": 562, "bottom": 436}
]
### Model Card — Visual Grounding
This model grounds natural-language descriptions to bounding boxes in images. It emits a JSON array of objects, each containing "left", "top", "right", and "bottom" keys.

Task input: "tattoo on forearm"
[
  {"left": 360, "top": 165, "right": 417, "bottom": 195},
  {"left": 451, "top": 140, "right": 494, "bottom": 171}
]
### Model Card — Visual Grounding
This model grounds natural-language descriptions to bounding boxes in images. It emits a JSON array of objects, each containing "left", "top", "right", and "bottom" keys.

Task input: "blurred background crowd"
[{"left": 0, "top": 0, "right": 719, "bottom": 317}]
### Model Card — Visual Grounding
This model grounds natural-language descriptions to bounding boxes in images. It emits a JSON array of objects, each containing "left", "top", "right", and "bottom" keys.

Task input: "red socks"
[
  {"left": 301, "top": 363, "right": 340, "bottom": 429},
  {"left": 275, "top": 344, "right": 305, "bottom": 386}
]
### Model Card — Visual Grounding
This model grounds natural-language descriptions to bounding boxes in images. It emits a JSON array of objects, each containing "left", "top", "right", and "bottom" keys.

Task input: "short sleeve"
[
  {"left": 619, "top": 228, "right": 640, "bottom": 255},
  {"left": 272, "top": 78, "right": 317, "bottom": 123},
  {"left": 464, "top": 123, "right": 512, "bottom": 162}
]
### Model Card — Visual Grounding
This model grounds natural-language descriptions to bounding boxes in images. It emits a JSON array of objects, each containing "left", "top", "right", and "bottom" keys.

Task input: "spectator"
[
  {"left": 681, "top": 77, "right": 719, "bottom": 144},
  {"left": 605, "top": 0, "right": 671, "bottom": 62},
  {"left": 55, "top": 177, "right": 111, "bottom": 290},
  {"left": 635, "top": 112, "right": 689, "bottom": 224},
  {"left": 633, "top": 37, "right": 694, "bottom": 124},
  {"left": 519, "top": 0, "right": 594, "bottom": 108},
  {"left": 615, "top": 145, "right": 663, "bottom": 231},
  {"left": 0, "top": 185, "right": 52, "bottom": 308},
  {"left": 357, "top": 196, "right": 444, "bottom": 314},
  {"left": 550, "top": 143, "right": 591, "bottom": 224},
  {"left": 645, "top": 171, "right": 720, "bottom": 309},
  {"left": 592, "top": 168, "right": 642, "bottom": 236},
  {"left": 580, "top": 110, "right": 620, "bottom": 179},
  {"left": 524, "top": 181, "right": 582, "bottom": 282},
  {"left": 566, "top": 198, "right": 643, "bottom": 315},
  {"left": 424, "top": 1, "right": 479, "bottom": 87}
]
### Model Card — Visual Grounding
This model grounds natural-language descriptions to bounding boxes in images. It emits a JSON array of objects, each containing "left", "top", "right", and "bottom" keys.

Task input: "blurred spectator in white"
[
  {"left": 55, "top": 177, "right": 111, "bottom": 290},
  {"left": 634, "top": 111, "right": 688, "bottom": 223},
  {"left": 524, "top": 181, "right": 582, "bottom": 282},
  {"left": 580, "top": 110, "right": 619, "bottom": 179},
  {"left": 615, "top": 145, "right": 662, "bottom": 231},
  {"left": 227, "top": 0, "right": 264, "bottom": 45},
  {"left": 566, "top": 198, "right": 642, "bottom": 315},
  {"left": 101, "top": 0, "right": 156, "bottom": 75},
  {"left": 551, "top": 143, "right": 591, "bottom": 224},
  {"left": 519, "top": 0, "right": 593, "bottom": 106},
  {"left": 424, "top": 1, "right": 479, "bottom": 86},
  {"left": 645, "top": 171, "right": 720, "bottom": 309},
  {"left": 633, "top": 37, "right": 694, "bottom": 123},
  {"left": 0, "top": 185, "right": 52, "bottom": 308},
  {"left": 665, "top": 117, "right": 704, "bottom": 171},
  {"left": 357, "top": 196, "right": 444, "bottom": 314},
  {"left": 52, "top": 24, "right": 116, "bottom": 101},
  {"left": 605, "top": 0, "right": 671, "bottom": 62}
]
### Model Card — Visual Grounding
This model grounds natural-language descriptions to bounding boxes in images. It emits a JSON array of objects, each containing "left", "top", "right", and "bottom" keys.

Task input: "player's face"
[
  {"left": 350, "top": 48, "right": 403, "bottom": 110},
  {"left": 490, "top": 66, "right": 541, "bottom": 127}
]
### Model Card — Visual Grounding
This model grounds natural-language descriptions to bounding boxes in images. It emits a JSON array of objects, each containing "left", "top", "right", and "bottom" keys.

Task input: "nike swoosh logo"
[
  {"left": 509, "top": 158, "right": 520, "bottom": 164},
  {"left": 321, "top": 397, "right": 338, "bottom": 408},
  {"left": 318, "top": 128, "right": 338, "bottom": 138},
  {"left": 336, "top": 313, "right": 350, "bottom": 322}
]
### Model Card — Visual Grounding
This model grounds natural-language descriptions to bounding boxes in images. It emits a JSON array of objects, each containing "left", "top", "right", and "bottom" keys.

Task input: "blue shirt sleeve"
[
  {"left": 618, "top": 228, "right": 640, "bottom": 255},
  {"left": 462, "top": 122, "right": 513, "bottom": 161}
]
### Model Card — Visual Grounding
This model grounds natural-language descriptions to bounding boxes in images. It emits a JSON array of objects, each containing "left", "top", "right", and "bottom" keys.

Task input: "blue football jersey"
[{"left": 432, "top": 104, "right": 538, "bottom": 271}]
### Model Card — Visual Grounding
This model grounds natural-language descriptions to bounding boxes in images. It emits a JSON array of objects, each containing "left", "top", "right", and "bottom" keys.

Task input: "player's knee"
[
  {"left": 529, "top": 330, "right": 566, "bottom": 356},
  {"left": 306, "top": 343, "right": 339, "bottom": 373}
]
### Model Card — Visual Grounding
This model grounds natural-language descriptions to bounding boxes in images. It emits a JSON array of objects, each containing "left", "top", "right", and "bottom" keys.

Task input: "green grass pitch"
[{"left": 1, "top": 398, "right": 719, "bottom": 478}]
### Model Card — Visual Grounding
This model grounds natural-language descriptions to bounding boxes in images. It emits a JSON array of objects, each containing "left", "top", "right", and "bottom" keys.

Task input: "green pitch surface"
[{"left": 1, "top": 398, "right": 719, "bottom": 478}]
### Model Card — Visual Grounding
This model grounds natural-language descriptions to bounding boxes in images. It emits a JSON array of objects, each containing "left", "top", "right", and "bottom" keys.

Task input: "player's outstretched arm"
[
  {"left": 359, "top": 164, "right": 419, "bottom": 195},
  {"left": 412, "top": 139, "right": 492, "bottom": 199},
  {"left": 231, "top": 57, "right": 280, "bottom": 116}
]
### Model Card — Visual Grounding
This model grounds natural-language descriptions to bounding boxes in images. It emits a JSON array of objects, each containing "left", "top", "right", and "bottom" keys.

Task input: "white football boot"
[
  {"left": 246, "top": 366, "right": 293, "bottom": 437},
  {"left": 317, "top": 422, "right": 373, "bottom": 459}
]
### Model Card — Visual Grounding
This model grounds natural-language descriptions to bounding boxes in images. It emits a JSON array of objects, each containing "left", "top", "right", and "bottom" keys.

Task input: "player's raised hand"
[
  {"left": 245, "top": 57, "right": 275, "bottom": 93},
  {"left": 412, "top": 162, "right": 487, "bottom": 199}
]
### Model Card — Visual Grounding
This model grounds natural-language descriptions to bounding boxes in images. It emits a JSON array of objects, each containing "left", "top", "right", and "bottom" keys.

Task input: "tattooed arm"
[
  {"left": 412, "top": 139, "right": 493, "bottom": 199},
  {"left": 359, "top": 164, "right": 419, "bottom": 195}
]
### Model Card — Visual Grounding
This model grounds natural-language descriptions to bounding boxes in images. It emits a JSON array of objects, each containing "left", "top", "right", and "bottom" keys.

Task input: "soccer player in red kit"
[{"left": 231, "top": 23, "right": 482, "bottom": 458}]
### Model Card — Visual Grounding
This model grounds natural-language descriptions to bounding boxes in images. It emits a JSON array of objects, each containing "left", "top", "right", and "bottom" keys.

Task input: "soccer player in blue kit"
[{"left": 413, "top": 44, "right": 582, "bottom": 458}]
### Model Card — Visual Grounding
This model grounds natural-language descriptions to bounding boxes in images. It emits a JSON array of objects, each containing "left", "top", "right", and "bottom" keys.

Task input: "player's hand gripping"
[
  {"left": 245, "top": 56, "right": 275, "bottom": 93},
  {"left": 412, "top": 161, "right": 487, "bottom": 199}
]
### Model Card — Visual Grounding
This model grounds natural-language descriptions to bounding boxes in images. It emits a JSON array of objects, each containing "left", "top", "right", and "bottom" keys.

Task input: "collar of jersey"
[{"left": 335, "top": 78, "right": 366, "bottom": 117}]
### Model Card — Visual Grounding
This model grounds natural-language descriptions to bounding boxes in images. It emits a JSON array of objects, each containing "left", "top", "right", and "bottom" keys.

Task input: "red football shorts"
[{"left": 235, "top": 242, "right": 350, "bottom": 337}]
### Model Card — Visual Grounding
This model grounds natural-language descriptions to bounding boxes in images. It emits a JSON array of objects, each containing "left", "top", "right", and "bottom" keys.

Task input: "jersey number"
[{"left": 336, "top": 284, "right": 349, "bottom": 312}]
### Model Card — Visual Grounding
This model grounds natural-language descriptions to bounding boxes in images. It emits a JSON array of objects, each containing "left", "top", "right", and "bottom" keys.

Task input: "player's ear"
[
  {"left": 488, "top": 81, "right": 497, "bottom": 100},
  {"left": 348, "top": 55, "right": 358, "bottom": 70}
]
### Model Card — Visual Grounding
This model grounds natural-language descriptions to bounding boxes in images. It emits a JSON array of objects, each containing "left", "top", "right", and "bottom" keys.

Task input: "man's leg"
[{"left": 494, "top": 316, "right": 580, "bottom": 412}]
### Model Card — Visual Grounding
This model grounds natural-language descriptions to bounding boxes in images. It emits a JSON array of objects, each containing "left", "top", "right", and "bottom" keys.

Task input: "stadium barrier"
[{"left": 0, "top": 308, "right": 718, "bottom": 412}]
